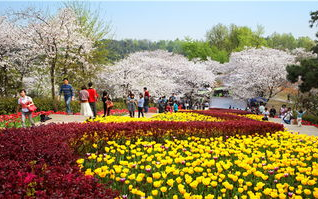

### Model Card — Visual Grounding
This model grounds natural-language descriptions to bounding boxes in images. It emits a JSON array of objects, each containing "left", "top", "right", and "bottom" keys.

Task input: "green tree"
[
  {"left": 181, "top": 39, "right": 228, "bottom": 63},
  {"left": 206, "top": 23, "right": 229, "bottom": 50},
  {"left": 286, "top": 58, "right": 318, "bottom": 92},
  {"left": 297, "top": 36, "right": 315, "bottom": 51},
  {"left": 267, "top": 33, "right": 297, "bottom": 50},
  {"left": 206, "top": 24, "right": 267, "bottom": 53}
]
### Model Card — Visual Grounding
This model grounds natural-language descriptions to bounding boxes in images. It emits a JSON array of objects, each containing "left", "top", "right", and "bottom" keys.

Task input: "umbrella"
[{"left": 249, "top": 97, "right": 268, "bottom": 103}]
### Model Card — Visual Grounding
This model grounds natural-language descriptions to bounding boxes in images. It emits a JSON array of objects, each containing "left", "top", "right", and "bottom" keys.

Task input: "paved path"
[
  {"left": 37, "top": 112, "right": 158, "bottom": 125},
  {"left": 37, "top": 114, "right": 88, "bottom": 125},
  {"left": 269, "top": 118, "right": 318, "bottom": 136}
]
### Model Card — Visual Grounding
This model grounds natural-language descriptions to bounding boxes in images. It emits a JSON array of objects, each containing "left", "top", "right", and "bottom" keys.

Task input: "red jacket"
[
  {"left": 87, "top": 88, "right": 98, "bottom": 103},
  {"left": 144, "top": 91, "right": 150, "bottom": 98}
]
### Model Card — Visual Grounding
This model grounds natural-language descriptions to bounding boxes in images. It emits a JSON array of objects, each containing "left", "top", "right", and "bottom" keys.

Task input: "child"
[
  {"left": 173, "top": 101, "right": 179, "bottom": 113},
  {"left": 296, "top": 110, "right": 306, "bottom": 127}
]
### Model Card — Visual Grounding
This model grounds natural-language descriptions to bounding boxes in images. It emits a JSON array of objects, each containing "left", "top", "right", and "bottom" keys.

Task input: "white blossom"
[
  {"left": 103, "top": 50, "right": 216, "bottom": 98},
  {"left": 225, "top": 47, "right": 296, "bottom": 100}
]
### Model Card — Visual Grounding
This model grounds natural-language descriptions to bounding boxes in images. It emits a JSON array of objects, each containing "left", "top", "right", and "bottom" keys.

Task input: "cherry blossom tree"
[
  {"left": 225, "top": 47, "right": 297, "bottom": 100},
  {"left": 0, "top": 16, "right": 36, "bottom": 95},
  {"left": 103, "top": 50, "right": 216, "bottom": 98},
  {"left": 11, "top": 8, "right": 96, "bottom": 99},
  {"left": 289, "top": 48, "right": 317, "bottom": 61}
]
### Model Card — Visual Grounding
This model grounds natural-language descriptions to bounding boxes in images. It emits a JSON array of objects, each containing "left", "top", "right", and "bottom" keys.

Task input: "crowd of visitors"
[
  {"left": 16, "top": 79, "right": 212, "bottom": 125},
  {"left": 126, "top": 88, "right": 150, "bottom": 118},
  {"left": 16, "top": 79, "right": 307, "bottom": 127},
  {"left": 58, "top": 79, "right": 112, "bottom": 118},
  {"left": 249, "top": 103, "right": 306, "bottom": 127}
]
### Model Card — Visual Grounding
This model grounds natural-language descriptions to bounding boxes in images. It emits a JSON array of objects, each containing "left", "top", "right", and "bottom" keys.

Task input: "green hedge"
[
  {"left": 0, "top": 97, "right": 128, "bottom": 115},
  {"left": 303, "top": 115, "right": 318, "bottom": 125}
]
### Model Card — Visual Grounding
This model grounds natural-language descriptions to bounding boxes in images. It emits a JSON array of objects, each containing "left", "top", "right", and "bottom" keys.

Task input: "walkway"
[
  {"left": 37, "top": 112, "right": 158, "bottom": 125},
  {"left": 37, "top": 114, "right": 88, "bottom": 125},
  {"left": 269, "top": 118, "right": 318, "bottom": 136}
]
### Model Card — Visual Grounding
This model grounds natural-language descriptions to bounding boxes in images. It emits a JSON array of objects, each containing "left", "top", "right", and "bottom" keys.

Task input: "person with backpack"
[
  {"left": 16, "top": 89, "right": 36, "bottom": 128},
  {"left": 87, "top": 82, "right": 98, "bottom": 118}
]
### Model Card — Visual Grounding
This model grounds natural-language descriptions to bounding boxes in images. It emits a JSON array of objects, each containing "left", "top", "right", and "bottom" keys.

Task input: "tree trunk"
[
  {"left": 20, "top": 75, "right": 24, "bottom": 90},
  {"left": 50, "top": 63, "right": 56, "bottom": 100},
  {"left": 3, "top": 65, "right": 8, "bottom": 97}
]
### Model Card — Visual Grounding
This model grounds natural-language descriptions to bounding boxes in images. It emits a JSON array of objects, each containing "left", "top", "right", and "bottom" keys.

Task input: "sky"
[{"left": 0, "top": 1, "right": 317, "bottom": 41}]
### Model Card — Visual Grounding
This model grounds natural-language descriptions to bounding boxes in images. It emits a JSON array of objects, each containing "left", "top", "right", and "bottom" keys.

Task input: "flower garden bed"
[{"left": 1, "top": 109, "right": 318, "bottom": 198}]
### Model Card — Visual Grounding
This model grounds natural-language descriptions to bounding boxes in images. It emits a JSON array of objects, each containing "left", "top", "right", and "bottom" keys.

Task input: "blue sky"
[{"left": 0, "top": 1, "right": 317, "bottom": 41}]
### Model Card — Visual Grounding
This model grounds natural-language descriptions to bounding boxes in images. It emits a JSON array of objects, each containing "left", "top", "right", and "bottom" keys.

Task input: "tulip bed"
[
  {"left": 79, "top": 131, "right": 318, "bottom": 199},
  {"left": 90, "top": 112, "right": 223, "bottom": 123},
  {"left": 2, "top": 109, "right": 317, "bottom": 198}
]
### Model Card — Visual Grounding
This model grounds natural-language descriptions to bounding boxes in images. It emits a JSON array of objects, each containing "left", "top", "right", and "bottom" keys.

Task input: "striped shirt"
[{"left": 59, "top": 84, "right": 74, "bottom": 97}]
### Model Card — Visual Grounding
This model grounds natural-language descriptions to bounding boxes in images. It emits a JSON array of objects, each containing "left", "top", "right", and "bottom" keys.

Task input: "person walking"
[
  {"left": 59, "top": 78, "right": 74, "bottom": 115},
  {"left": 138, "top": 93, "right": 145, "bottom": 118},
  {"left": 17, "top": 89, "right": 35, "bottom": 128},
  {"left": 79, "top": 85, "right": 93, "bottom": 117},
  {"left": 296, "top": 110, "right": 306, "bottom": 127},
  {"left": 87, "top": 82, "right": 98, "bottom": 118},
  {"left": 128, "top": 94, "right": 137, "bottom": 118},
  {"left": 143, "top": 87, "right": 150, "bottom": 113}
]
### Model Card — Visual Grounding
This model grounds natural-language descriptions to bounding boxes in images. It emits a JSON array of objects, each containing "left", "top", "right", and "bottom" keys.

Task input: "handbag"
[
  {"left": 20, "top": 97, "right": 37, "bottom": 112},
  {"left": 106, "top": 100, "right": 114, "bottom": 108},
  {"left": 28, "top": 104, "right": 37, "bottom": 112}
]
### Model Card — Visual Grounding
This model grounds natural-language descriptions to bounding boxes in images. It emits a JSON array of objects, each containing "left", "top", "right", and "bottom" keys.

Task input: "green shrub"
[
  {"left": 0, "top": 98, "right": 18, "bottom": 115},
  {"left": 303, "top": 114, "right": 318, "bottom": 124}
]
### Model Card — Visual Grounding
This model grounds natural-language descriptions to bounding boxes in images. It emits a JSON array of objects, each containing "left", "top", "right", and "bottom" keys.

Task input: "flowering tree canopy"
[
  {"left": 0, "top": 16, "right": 37, "bottom": 95},
  {"left": 104, "top": 50, "right": 216, "bottom": 97},
  {"left": 225, "top": 47, "right": 297, "bottom": 100},
  {"left": 10, "top": 8, "right": 97, "bottom": 98}
]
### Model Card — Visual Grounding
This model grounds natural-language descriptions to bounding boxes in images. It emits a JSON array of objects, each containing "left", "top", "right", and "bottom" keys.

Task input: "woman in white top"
[{"left": 16, "top": 89, "right": 35, "bottom": 128}]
